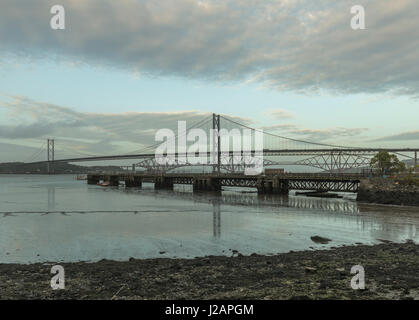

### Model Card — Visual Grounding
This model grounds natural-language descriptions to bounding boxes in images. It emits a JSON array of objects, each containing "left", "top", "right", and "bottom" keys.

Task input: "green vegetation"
[
  {"left": 370, "top": 151, "right": 406, "bottom": 175},
  {"left": 398, "top": 176, "right": 419, "bottom": 187},
  {"left": 398, "top": 165, "right": 419, "bottom": 186}
]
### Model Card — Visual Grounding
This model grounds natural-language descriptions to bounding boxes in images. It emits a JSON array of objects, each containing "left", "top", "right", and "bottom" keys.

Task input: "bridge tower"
[
  {"left": 47, "top": 138, "right": 55, "bottom": 174},
  {"left": 212, "top": 113, "right": 221, "bottom": 173}
]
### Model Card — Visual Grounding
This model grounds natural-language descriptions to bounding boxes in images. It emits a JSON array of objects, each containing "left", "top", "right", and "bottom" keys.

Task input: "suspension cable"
[
  {"left": 126, "top": 114, "right": 213, "bottom": 155},
  {"left": 219, "top": 115, "right": 359, "bottom": 149}
]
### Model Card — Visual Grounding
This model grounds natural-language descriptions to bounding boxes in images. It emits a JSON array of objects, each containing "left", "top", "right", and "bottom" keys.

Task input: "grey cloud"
[
  {"left": 265, "top": 110, "right": 295, "bottom": 120},
  {"left": 0, "top": 95, "right": 225, "bottom": 157},
  {"left": 0, "top": 142, "right": 43, "bottom": 163},
  {"left": 287, "top": 127, "right": 369, "bottom": 142},
  {"left": 372, "top": 131, "right": 419, "bottom": 142},
  {"left": 260, "top": 123, "right": 369, "bottom": 142},
  {"left": 260, "top": 124, "right": 299, "bottom": 132},
  {"left": 0, "top": 123, "right": 54, "bottom": 139},
  {"left": 0, "top": 0, "right": 418, "bottom": 96}
]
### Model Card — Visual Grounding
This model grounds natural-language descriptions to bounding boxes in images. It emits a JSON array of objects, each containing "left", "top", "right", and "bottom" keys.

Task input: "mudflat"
[{"left": 0, "top": 242, "right": 418, "bottom": 300}]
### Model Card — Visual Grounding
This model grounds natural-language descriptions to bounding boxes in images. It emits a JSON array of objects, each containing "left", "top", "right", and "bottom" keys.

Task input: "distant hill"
[{"left": 0, "top": 162, "right": 126, "bottom": 174}]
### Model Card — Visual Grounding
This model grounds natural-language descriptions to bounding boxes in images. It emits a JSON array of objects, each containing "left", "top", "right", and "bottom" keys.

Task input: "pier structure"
[{"left": 87, "top": 172, "right": 362, "bottom": 194}]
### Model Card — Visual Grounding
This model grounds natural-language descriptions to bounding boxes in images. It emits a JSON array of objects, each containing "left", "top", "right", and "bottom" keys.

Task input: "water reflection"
[
  {"left": 1, "top": 175, "right": 418, "bottom": 263},
  {"left": 133, "top": 185, "right": 361, "bottom": 214},
  {"left": 47, "top": 187, "right": 56, "bottom": 211},
  {"left": 212, "top": 201, "right": 221, "bottom": 238},
  {"left": 131, "top": 185, "right": 419, "bottom": 242},
  {"left": 225, "top": 193, "right": 359, "bottom": 213}
]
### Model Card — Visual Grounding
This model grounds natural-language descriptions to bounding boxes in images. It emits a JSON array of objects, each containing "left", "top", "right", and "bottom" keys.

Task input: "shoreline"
[
  {"left": 357, "top": 178, "right": 419, "bottom": 207},
  {"left": 1, "top": 242, "right": 417, "bottom": 300}
]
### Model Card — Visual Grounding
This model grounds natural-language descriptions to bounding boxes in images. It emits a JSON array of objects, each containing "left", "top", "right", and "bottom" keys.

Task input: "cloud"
[
  {"left": 260, "top": 123, "right": 369, "bottom": 142},
  {"left": 260, "top": 124, "right": 299, "bottom": 132},
  {"left": 0, "top": 123, "right": 59, "bottom": 139},
  {"left": 265, "top": 109, "right": 295, "bottom": 120},
  {"left": 286, "top": 127, "right": 369, "bottom": 141},
  {"left": 372, "top": 131, "right": 419, "bottom": 141},
  {"left": 1, "top": 95, "right": 369, "bottom": 160},
  {"left": 0, "top": 95, "right": 251, "bottom": 158},
  {"left": 1, "top": 94, "right": 415, "bottom": 162},
  {"left": 0, "top": 142, "right": 42, "bottom": 163},
  {"left": 0, "top": 0, "right": 418, "bottom": 96}
]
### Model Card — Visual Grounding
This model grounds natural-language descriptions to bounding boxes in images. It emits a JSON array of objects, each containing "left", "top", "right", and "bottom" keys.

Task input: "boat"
[
  {"left": 97, "top": 181, "right": 110, "bottom": 187},
  {"left": 75, "top": 175, "right": 87, "bottom": 180}
]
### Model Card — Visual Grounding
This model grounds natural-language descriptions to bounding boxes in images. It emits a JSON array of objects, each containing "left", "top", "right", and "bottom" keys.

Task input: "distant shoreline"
[{"left": 0, "top": 161, "right": 126, "bottom": 175}]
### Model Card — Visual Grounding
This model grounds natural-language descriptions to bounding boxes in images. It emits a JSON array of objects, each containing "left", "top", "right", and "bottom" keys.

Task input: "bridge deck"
[{"left": 28, "top": 148, "right": 419, "bottom": 164}]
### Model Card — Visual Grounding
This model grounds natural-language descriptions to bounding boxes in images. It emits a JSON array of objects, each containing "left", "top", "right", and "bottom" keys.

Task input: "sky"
[{"left": 0, "top": 0, "right": 418, "bottom": 163}]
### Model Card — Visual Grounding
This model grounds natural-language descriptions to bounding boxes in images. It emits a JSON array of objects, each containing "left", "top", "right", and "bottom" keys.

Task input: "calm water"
[{"left": 0, "top": 175, "right": 418, "bottom": 264}]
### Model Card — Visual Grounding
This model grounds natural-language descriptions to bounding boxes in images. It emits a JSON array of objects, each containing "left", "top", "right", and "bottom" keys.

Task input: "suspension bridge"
[
  {"left": 23, "top": 113, "right": 418, "bottom": 194},
  {"left": 24, "top": 113, "right": 418, "bottom": 173}
]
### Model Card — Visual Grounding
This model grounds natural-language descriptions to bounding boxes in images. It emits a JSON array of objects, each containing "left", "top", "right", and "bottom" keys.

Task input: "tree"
[{"left": 370, "top": 151, "right": 406, "bottom": 175}]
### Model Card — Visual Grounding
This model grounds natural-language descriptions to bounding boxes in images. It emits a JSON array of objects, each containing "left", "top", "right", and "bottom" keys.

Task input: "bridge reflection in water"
[
  {"left": 37, "top": 181, "right": 418, "bottom": 244},
  {"left": 212, "top": 200, "right": 221, "bottom": 238},
  {"left": 2, "top": 175, "right": 417, "bottom": 264},
  {"left": 218, "top": 192, "right": 359, "bottom": 214},
  {"left": 129, "top": 184, "right": 418, "bottom": 242},
  {"left": 46, "top": 181, "right": 417, "bottom": 243},
  {"left": 47, "top": 187, "right": 56, "bottom": 211},
  {"left": 143, "top": 186, "right": 360, "bottom": 213},
  {"left": 208, "top": 194, "right": 359, "bottom": 239},
  {"left": 128, "top": 184, "right": 362, "bottom": 239}
]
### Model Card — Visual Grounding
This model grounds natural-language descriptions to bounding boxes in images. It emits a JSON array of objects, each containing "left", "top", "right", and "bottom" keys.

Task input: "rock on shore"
[{"left": 357, "top": 178, "right": 419, "bottom": 206}]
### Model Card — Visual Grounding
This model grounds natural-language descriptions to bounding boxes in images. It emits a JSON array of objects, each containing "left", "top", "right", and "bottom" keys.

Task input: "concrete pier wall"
[
  {"left": 125, "top": 176, "right": 142, "bottom": 188},
  {"left": 154, "top": 177, "right": 174, "bottom": 190},
  {"left": 193, "top": 178, "right": 221, "bottom": 192},
  {"left": 257, "top": 177, "right": 289, "bottom": 195}
]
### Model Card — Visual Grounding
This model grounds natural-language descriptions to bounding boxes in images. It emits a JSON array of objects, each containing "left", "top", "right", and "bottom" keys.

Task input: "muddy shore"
[{"left": 1, "top": 241, "right": 418, "bottom": 300}]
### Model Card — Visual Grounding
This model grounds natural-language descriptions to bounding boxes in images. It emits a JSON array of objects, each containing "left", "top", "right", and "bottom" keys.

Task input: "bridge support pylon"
[
  {"left": 212, "top": 113, "right": 221, "bottom": 174},
  {"left": 257, "top": 177, "right": 289, "bottom": 195},
  {"left": 87, "top": 175, "right": 100, "bottom": 185},
  {"left": 154, "top": 177, "right": 174, "bottom": 190},
  {"left": 273, "top": 176, "right": 289, "bottom": 195},
  {"left": 47, "top": 138, "right": 55, "bottom": 174},
  {"left": 193, "top": 178, "right": 221, "bottom": 192},
  {"left": 125, "top": 176, "right": 142, "bottom": 188},
  {"left": 109, "top": 176, "right": 119, "bottom": 186}
]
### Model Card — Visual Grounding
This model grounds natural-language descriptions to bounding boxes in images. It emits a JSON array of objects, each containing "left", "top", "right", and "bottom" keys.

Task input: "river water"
[{"left": 0, "top": 175, "right": 418, "bottom": 264}]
